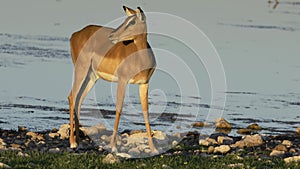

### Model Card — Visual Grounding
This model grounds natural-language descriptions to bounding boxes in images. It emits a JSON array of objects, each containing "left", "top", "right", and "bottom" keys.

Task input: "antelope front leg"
[
  {"left": 68, "top": 92, "right": 77, "bottom": 148},
  {"left": 139, "top": 83, "right": 158, "bottom": 154},
  {"left": 110, "top": 80, "right": 127, "bottom": 153}
]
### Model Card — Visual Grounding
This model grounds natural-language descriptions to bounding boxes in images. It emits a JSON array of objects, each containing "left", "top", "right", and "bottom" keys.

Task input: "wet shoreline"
[{"left": 0, "top": 124, "right": 299, "bottom": 163}]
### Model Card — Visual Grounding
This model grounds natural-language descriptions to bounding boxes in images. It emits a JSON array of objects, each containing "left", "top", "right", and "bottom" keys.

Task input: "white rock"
[
  {"left": 129, "top": 130, "right": 166, "bottom": 140},
  {"left": 207, "top": 138, "right": 218, "bottom": 145},
  {"left": 270, "top": 150, "right": 285, "bottom": 157},
  {"left": 0, "top": 162, "right": 11, "bottom": 169},
  {"left": 228, "top": 163, "right": 244, "bottom": 168},
  {"left": 101, "top": 135, "right": 110, "bottom": 142},
  {"left": 215, "top": 118, "right": 231, "bottom": 129},
  {"left": 162, "top": 164, "right": 173, "bottom": 169},
  {"left": 231, "top": 134, "right": 263, "bottom": 148},
  {"left": 128, "top": 147, "right": 140, "bottom": 156},
  {"left": 153, "top": 130, "right": 167, "bottom": 140},
  {"left": 144, "top": 148, "right": 151, "bottom": 154},
  {"left": 199, "top": 137, "right": 218, "bottom": 146},
  {"left": 57, "top": 124, "right": 69, "bottom": 139},
  {"left": 116, "top": 153, "right": 132, "bottom": 159},
  {"left": 172, "top": 140, "right": 178, "bottom": 147},
  {"left": 207, "top": 146, "right": 215, "bottom": 154},
  {"left": 26, "top": 132, "right": 37, "bottom": 140},
  {"left": 214, "top": 145, "right": 231, "bottom": 154},
  {"left": 17, "top": 151, "right": 30, "bottom": 157},
  {"left": 284, "top": 155, "right": 300, "bottom": 163},
  {"left": 49, "top": 132, "right": 60, "bottom": 138},
  {"left": 38, "top": 141, "right": 46, "bottom": 145},
  {"left": 80, "top": 126, "right": 98, "bottom": 136},
  {"left": 282, "top": 140, "right": 292, "bottom": 147},
  {"left": 48, "top": 148, "right": 60, "bottom": 154},
  {"left": 102, "top": 153, "right": 120, "bottom": 164},
  {"left": 0, "top": 138, "right": 6, "bottom": 149},
  {"left": 199, "top": 139, "right": 209, "bottom": 146},
  {"left": 274, "top": 144, "right": 287, "bottom": 152},
  {"left": 217, "top": 136, "right": 233, "bottom": 145},
  {"left": 81, "top": 124, "right": 106, "bottom": 136},
  {"left": 137, "top": 144, "right": 149, "bottom": 152}
]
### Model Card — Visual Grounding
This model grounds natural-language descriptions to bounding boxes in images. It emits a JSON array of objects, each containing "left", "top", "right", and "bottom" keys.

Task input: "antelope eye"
[{"left": 129, "top": 20, "right": 136, "bottom": 25}]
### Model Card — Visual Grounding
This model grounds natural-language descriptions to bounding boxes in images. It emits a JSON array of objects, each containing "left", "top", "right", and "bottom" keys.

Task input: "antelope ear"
[
  {"left": 136, "top": 7, "right": 146, "bottom": 22},
  {"left": 123, "top": 6, "right": 136, "bottom": 16}
]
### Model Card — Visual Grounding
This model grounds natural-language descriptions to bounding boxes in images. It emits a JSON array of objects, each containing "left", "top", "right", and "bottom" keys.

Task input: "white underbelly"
[
  {"left": 97, "top": 72, "right": 147, "bottom": 84},
  {"left": 97, "top": 72, "right": 118, "bottom": 82}
]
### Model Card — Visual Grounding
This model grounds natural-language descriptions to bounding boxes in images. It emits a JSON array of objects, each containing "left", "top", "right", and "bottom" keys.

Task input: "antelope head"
[{"left": 109, "top": 6, "right": 147, "bottom": 44}]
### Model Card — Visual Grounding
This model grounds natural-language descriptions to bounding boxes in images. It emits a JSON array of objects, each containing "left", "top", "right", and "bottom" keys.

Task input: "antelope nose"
[{"left": 108, "top": 34, "right": 118, "bottom": 44}]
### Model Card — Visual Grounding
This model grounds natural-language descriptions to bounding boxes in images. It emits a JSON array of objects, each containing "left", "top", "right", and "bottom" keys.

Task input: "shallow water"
[{"left": 0, "top": 0, "right": 300, "bottom": 135}]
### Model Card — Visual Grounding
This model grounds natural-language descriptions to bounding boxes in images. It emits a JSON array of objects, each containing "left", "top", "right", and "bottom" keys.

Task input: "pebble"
[
  {"left": 101, "top": 135, "right": 110, "bottom": 143},
  {"left": 116, "top": 153, "right": 132, "bottom": 159},
  {"left": 128, "top": 147, "right": 140, "bottom": 156},
  {"left": 199, "top": 138, "right": 217, "bottom": 146},
  {"left": 199, "top": 139, "right": 209, "bottom": 146},
  {"left": 214, "top": 145, "right": 231, "bottom": 154},
  {"left": 0, "top": 162, "right": 11, "bottom": 169},
  {"left": 247, "top": 123, "right": 262, "bottom": 130},
  {"left": 237, "top": 128, "right": 252, "bottom": 135},
  {"left": 297, "top": 126, "right": 300, "bottom": 134},
  {"left": 270, "top": 150, "right": 285, "bottom": 157},
  {"left": 192, "top": 122, "right": 209, "bottom": 128},
  {"left": 144, "top": 148, "right": 151, "bottom": 154},
  {"left": 36, "top": 134, "right": 44, "bottom": 141},
  {"left": 26, "top": 132, "right": 37, "bottom": 140},
  {"left": 10, "top": 143, "right": 21, "bottom": 149},
  {"left": 215, "top": 118, "right": 231, "bottom": 129},
  {"left": 102, "top": 153, "right": 120, "bottom": 164},
  {"left": 18, "top": 126, "right": 27, "bottom": 132},
  {"left": 37, "top": 141, "right": 46, "bottom": 145},
  {"left": 162, "top": 164, "right": 173, "bottom": 169},
  {"left": 207, "top": 138, "right": 218, "bottom": 145},
  {"left": 137, "top": 144, "right": 149, "bottom": 152},
  {"left": 48, "top": 148, "right": 60, "bottom": 154},
  {"left": 231, "top": 134, "right": 263, "bottom": 148},
  {"left": 284, "top": 155, "right": 300, "bottom": 163},
  {"left": 81, "top": 126, "right": 99, "bottom": 136},
  {"left": 0, "top": 138, "right": 6, "bottom": 149},
  {"left": 289, "top": 148, "right": 296, "bottom": 154},
  {"left": 217, "top": 136, "right": 233, "bottom": 145},
  {"left": 227, "top": 163, "right": 244, "bottom": 168},
  {"left": 153, "top": 130, "right": 167, "bottom": 140},
  {"left": 274, "top": 144, "right": 287, "bottom": 152},
  {"left": 57, "top": 124, "right": 70, "bottom": 139},
  {"left": 130, "top": 130, "right": 143, "bottom": 135},
  {"left": 282, "top": 140, "right": 292, "bottom": 147},
  {"left": 172, "top": 140, "right": 178, "bottom": 147},
  {"left": 48, "top": 132, "right": 60, "bottom": 138},
  {"left": 207, "top": 146, "right": 215, "bottom": 154},
  {"left": 17, "top": 151, "right": 30, "bottom": 157}
]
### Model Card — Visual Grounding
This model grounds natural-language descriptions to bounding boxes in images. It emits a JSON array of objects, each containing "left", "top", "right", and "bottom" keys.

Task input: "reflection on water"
[{"left": 0, "top": 0, "right": 300, "bottom": 135}]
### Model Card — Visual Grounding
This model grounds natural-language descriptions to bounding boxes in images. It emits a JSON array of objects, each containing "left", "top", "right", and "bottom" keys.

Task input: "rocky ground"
[{"left": 0, "top": 118, "right": 300, "bottom": 167}]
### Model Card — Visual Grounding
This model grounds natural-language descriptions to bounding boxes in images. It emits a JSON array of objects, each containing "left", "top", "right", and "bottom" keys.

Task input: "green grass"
[{"left": 0, "top": 150, "right": 299, "bottom": 169}]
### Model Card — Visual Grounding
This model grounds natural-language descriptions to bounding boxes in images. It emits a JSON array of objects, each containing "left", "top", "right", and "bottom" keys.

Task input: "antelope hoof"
[
  {"left": 70, "top": 142, "right": 78, "bottom": 149},
  {"left": 151, "top": 148, "right": 159, "bottom": 155},
  {"left": 111, "top": 146, "right": 118, "bottom": 153}
]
